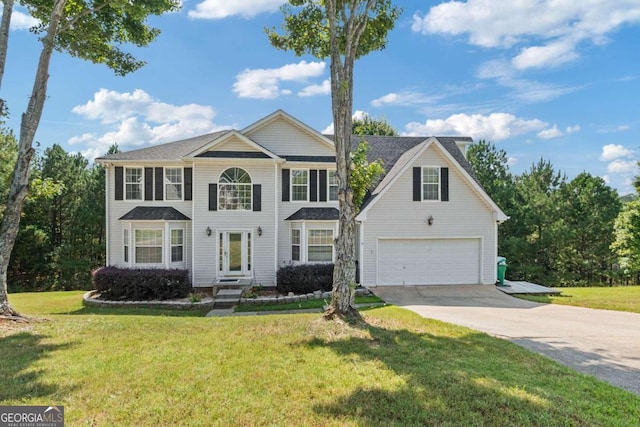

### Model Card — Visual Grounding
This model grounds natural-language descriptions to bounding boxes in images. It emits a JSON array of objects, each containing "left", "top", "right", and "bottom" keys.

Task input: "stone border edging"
[
  {"left": 239, "top": 287, "right": 372, "bottom": 306},
  {"left": 82, "top": 291, "right": 216, "bottom": 310}
]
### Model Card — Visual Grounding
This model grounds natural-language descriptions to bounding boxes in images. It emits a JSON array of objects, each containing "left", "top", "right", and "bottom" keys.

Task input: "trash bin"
[{"left": 496, "top": 257, "right": 507, "bottom": 286}]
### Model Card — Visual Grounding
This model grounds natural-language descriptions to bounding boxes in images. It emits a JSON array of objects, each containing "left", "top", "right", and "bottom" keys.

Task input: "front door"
[{"left": 219, "top": 231, "right": 252, "bottom": 277}]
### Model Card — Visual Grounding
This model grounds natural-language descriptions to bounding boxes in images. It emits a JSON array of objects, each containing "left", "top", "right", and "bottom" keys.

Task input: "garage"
[{"left": 377, "top": 238, "right": 481, "bottom": 285}]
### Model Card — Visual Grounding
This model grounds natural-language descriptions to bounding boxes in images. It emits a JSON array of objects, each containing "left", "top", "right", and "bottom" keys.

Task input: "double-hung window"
[
  {"left": 328, "top": 170, "right": 338, "bottom": 201},
  {"left": 422, "top": 167, "right": 440, "bottom": 201},
  {"left": 171, "top": 229, "right": 184, "bottom": 263},
  {"left": 291, "top": 169, "right": 308, "bottom": 201},
  {"left": 291, "top": 229, "right": 301, "bottom": 261},
  {"left": 125, "top": 168, "right": 143, "bottom": 200},
  {"left": 307, "top": 229, "right": 334, "bottom": 262},
  {"left": 165, "top": 168, "right": 183, "bottom": 200},
  {"left": 123, "top": 229, "right": 129, "bottom": 263},
  {"left": 134, "top": 229, "right": 163, "bottom": 264}
]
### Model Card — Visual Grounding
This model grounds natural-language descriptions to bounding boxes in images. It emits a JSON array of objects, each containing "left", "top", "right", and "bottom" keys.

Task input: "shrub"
[
  {"left": 92, "top": 267, "right": 191, "bottom": 301},
  {"left": 277, "top": 263, "right": 334, "bottom": 294}
]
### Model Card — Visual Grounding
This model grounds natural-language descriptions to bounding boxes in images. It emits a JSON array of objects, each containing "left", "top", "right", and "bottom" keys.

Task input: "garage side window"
[
  {"left": 308, "top": 229, "right": 334, "bottom": 262},
  {"left": 422, "top": 167, "right": 440, "bottom": 201}
]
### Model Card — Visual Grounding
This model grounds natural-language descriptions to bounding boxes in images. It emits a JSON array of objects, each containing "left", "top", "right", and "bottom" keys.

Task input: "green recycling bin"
[{"left": 497, "top": 257, "right": 507, "bottom": 286}]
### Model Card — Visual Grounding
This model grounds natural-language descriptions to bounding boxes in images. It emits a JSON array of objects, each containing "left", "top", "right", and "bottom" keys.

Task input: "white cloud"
[
  {"left": 507, "top": 157, "right": 519, "bottom": 168},
  {"left": 476, "top": 59, "right": 579, "bottom": 103},
  {"left": 298, "top": 79, "right": 330, "bottom": 97},
  {"left": 70, "top": 89, "right": 229, "bottom": 160},
  {"left": 321, "top": 111, "right": 369, "bottom": 134},
  {"left": 370, "top": 91, "right": 441, "bottom": 107},
  {"left": 233, "top": 61, "right": 326, "bottom": 99},
  {"left": 188, "top": 0, "right": 285, "bottom": 19},
  {"left": 10, "top": 8, "right": 39, "bottom": 30},
  {"left": 600, "top": 144, "right": 634, "bottom": 162},
  {"left": 413, "top": 0, "right": 640, "bottom": 70},
  {"left": 607, "top": 159, "right": 638, "bottom": 174},
  {"left": 566, "top": 125, "right": 580, "bottom": 134},
  {"left": 403, "top": 113, "right": 547, "bottom": 141},
  {"left": 537, "top": 125, "right": 563, "bottom": 140},
  {"left": 617, "top": 125, "right": 631, "bottom": 131}
]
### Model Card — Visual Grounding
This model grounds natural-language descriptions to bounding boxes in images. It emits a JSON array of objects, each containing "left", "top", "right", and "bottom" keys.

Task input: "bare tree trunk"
[
  {"left": 0, "top": 0, "right": 14, "bottom": 115},
  {"left": 324, "top": 0, "right": 375, "bottom": 321},
  {"left": 0, "top": 0, "right": 67, "bottom": 318}
]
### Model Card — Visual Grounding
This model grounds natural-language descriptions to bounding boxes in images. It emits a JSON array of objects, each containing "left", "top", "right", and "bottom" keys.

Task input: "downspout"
[
  {"left": 104, "top": 165, "right": 110, "bottom": 266},
  {"left": 274, "top": 162, "right": 279, "bottom": 285}
]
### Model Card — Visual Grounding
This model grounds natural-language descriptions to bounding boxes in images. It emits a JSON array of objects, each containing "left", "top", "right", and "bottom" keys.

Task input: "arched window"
[{"left": 219, "top": 167, "right": 252, "bottom": 210}]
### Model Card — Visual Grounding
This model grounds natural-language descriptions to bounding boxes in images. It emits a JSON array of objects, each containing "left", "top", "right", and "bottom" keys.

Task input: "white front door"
[{"left": 219, "top": 231, "right": 252, "bottom": 277}]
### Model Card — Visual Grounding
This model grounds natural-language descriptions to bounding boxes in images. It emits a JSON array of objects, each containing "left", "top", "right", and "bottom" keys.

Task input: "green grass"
[
  {"left": 2, "top": 291, "right": 638, "bottom": 426},
  {"left": 235, "top": 295, "right": 384, "bottom": 312},
  {"left": 518, "top": 286, "right": 640, "bottom": 314}
]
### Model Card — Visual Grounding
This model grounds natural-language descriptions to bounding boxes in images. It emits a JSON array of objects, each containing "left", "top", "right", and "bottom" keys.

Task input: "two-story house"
[{"left": 96, "top": 110, "right": 507, "bottom": 290}]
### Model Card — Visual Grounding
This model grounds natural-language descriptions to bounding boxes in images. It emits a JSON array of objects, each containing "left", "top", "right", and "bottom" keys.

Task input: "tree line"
[
  {"left": 1, "top": 129, "right": 108, "bottom": 291},
  {"left": 467, "top": 140, "right": 639, "bottom": 287}
]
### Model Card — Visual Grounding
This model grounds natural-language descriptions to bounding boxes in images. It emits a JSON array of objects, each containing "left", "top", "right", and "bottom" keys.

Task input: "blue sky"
[{"left": 3, "top": 0, "right": 640, "bottom": 194}]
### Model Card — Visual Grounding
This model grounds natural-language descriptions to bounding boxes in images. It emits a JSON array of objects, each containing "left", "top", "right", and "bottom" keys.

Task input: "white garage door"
[{"left": 377, "top": 238, "right": 481, "bottom": 285}]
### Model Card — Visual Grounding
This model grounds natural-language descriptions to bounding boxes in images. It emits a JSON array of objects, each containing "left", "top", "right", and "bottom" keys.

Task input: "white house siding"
[
  {"left": 105, "top": 164, "right": 193, "bottom": 272},
  {"left": 191, "top": 160, "right": 277, "bottom": 287},
  {"left": 213, "top": 136, "right": 260, "bottom": 152},
  {"left": 360, "top": 146, "right": 498, "bottom": 286},
  {"left": 247, "top": 117, "right": 335, "bottom": 157}
]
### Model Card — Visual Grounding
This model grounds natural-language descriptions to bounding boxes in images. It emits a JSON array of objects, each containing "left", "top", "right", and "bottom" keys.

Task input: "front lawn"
[
  {"left": 235, "top": 295, "right": 384, "bottom": 312},
  {"left": 2, "top": 291, "right": 638, "bottom": 426},
  {"left": 518, "top": 286, "right": 640, "bottom": 314}
]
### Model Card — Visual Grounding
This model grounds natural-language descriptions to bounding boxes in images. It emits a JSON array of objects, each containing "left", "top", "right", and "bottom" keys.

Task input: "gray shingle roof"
[
  {"left": 96, "top": 130, "right": 230, "bottom": 161},
  {"left": 119, "top": 207, "right": 191, "bottom": 221},
  {"left": 285, "top": 207, "right": 339, "bottom": 221}
]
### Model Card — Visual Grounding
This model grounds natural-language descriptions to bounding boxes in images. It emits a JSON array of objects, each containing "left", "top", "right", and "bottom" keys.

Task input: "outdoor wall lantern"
[
  {"left": 206, "top": 226, "right": 212, "bottom": 237},
  {"left": 427, "top": 216, "right": 434, "bottom": 226},
  {"left": 257, "top": 226, "right": 263, "bottom": 237}
]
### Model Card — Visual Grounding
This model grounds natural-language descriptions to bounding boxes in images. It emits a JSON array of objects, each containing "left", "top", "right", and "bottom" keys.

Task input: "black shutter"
[
  {"left": 413, "top": 167, "right": 421, "bottom": 201},
  {"left": 155, "top": 167, "right": 163, "bottom": 201},
  {"left": 319, "top": 170, "right": 327, "bottom": 202},
  {"left": 209, "top": 184, "right": 217, "bottom": 211},
  {"left": 310, "top": 169, "right": 318, "bottom": 202},
  {"left": 282, "top": 169, "right": 290, "bottom": 202},
  {"left": 184, "top": 167, "right": 193, "bottom": 201},
  {"left": 253, "top": 184, "right": 261, "bottom": 211},
  {"left": 144, "top": 168, "right": 153, "bottom": 201},
  {"left": 115, "top": 167, "right": 123, "bottom": 200},
  {"left": 441, "top": 167, "right": 449, "bottom": 202}
]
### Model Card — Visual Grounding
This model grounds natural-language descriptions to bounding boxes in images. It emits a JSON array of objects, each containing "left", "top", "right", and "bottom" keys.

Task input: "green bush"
[
  {"left": 276, "top": 263, "right": 333, "bottom": 294},
  {"left": 92, "top": 267, "right": 191, "bottom": 301}
]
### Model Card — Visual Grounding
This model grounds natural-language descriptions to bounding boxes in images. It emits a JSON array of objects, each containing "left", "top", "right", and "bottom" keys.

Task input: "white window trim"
[
  {"left": 123, "top": 228, "right": 129, "bottom": 264},
  {"left": 291, "top": 228, "right": 301, "bottom": 262},
  {"left": 306, "top": 228, "right": 335, "bottom": 263},
  {"left": 327, "top": 169, "right": 338, "bottom": 202},
  {"left": 290, "top": 168, "right": 309, "bottom": 202},
  {"left": 170, "top": 228, "right": 185, "bottom": 263},
  {"left": 133, "top": 228, "right": 164, "bottom": 265},
  {"left": 125, "top": 167, "right": 143, "bottom": 201},
  {"left": 164, "top": 167, "right": 184, "bottom": 201},
  {"left": 421, "top": 166, "right": 441, "bottom": 202},
  {"left": 218, "top": 168, "right": 253, "bottom": 211}
]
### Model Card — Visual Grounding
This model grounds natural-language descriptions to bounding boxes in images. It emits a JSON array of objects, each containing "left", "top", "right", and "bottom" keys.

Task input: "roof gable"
[
  {"left": 243, "top": 109, "right": 335, "bottom": 157},
  {"left": 356, "top": 137, "right": 507, "bottom": 222},
  {"left": 185, "top": 130, "right": 281, "bottom": 160}
]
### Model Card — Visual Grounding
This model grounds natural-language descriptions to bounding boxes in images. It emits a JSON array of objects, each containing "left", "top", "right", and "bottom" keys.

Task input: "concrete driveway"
[{"left": 372, "top": 285, "right": 640, "bottom": 396}]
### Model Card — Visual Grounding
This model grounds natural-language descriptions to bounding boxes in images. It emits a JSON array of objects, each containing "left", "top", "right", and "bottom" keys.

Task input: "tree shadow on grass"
[
  {"left": 0, "top": 332, "right": 76, "bottom": 402},
  {"left": 299, "top": 312, "right": 638, "bottom": 426},
  {"left": 63, "top": 306, "right": 208, "bottom": 317}
]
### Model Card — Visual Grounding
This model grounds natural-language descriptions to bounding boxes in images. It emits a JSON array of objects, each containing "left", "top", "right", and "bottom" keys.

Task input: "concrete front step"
[{"left": 213, "top": 288, "right": 243, "bottom": 309}]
